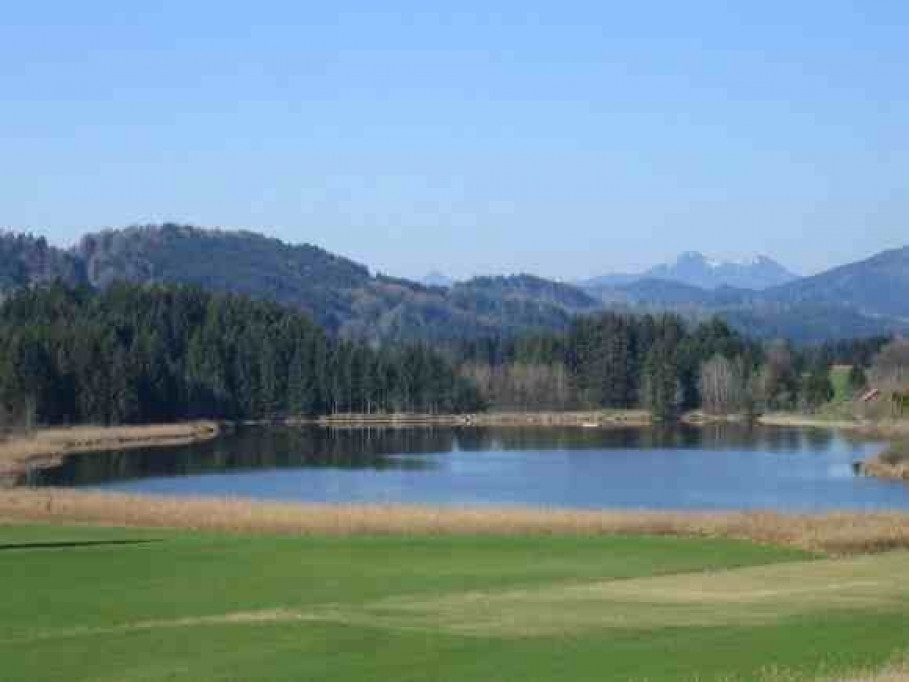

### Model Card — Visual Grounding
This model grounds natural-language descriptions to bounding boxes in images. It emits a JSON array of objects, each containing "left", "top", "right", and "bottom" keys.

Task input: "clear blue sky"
[{"left": 2, "top": 1, "right": 908, "bottom": 280}]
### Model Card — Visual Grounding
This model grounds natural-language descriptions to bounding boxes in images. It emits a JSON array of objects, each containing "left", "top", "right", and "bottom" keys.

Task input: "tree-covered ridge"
[
  {"left": 0, "top": 232, "right": 85, "bottom": 291},
  {"left": 1, "top": 226, "right": 907, "bottom": 344},
  {"left": 0, "top": 283, "right": 483, "bottom": 426},
  {"left": 77, "top": 224, "right": 372, "bottom": 333},
  {"left": 71, "top": 224, "right": 597, "bottom": 342},
  {"left": 452, "top": 274, "right": 601, "bottom": 311},
  {"left": 766, "top": 245, "right": 909, "bottom": 318}
]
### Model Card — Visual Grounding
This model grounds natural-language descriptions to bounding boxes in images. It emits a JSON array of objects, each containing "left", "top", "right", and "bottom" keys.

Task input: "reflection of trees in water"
[
  {"left": 33, "top": 423, "right": 846, "bottom": 487},
  {"left": 802, "top": 428, "right": 835, "bottom": 451},
  {"left": 459, "top": 424, "right": 837, "bottom": 453},
  {"left": 35, "top": 426, "right": 451, "bottom": 486}
]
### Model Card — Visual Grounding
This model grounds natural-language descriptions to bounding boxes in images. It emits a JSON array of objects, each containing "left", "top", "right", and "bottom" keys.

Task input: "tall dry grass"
[
  {"left": 760, "top": 656, "right": 909, "bottom": 681},
  {"left": 859, "top": 439, "right": 909, "bottom": 481},
  {"left": 831, "top": 668, "right": 909, "bottom": 682},
  {"left": 1, "top": 489, "right": 908, "bottom": 554},
  {"left": 0, "top": 422, "right": 220, "bottom": 477}
]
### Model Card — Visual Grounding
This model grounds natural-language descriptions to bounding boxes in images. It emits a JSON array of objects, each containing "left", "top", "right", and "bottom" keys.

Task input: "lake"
[{"left": 29, "top": 424, "right": 909, "bottom": 511}]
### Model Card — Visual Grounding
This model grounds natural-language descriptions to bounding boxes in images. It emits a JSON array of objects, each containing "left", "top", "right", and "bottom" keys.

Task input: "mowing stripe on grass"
[{"left": 6, "top": 552, "right": 908, "bottom": 643}]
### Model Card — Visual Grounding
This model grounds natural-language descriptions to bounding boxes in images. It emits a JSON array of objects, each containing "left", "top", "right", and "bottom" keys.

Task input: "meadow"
[{"left": 2, "top": 521, "right": 908, "bottom": 681}]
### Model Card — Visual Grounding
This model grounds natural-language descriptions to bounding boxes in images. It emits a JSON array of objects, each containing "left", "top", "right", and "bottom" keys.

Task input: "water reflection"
[{"left": 29, "top": 424, "right": 905, "bottom": 512}]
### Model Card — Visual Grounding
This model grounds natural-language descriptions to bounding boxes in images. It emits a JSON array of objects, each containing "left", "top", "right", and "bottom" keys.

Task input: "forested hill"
[
  {"left": 1, "top": 226, "right": 907, "bottom": 343},
  {"left": 0, "top": 233, "right": 85, "bottom": 291},
  {"left": 0, "top": 283, "right": 483, "bottom": 425},
  {"left": 763, "top": 246, "right": 909, "bottom": 318},
  {"left": 76, "top": 225, "right": 372, "bottom": 334},
  {"left": 71, "top": 225, "right": 600, "bottom": 341}
]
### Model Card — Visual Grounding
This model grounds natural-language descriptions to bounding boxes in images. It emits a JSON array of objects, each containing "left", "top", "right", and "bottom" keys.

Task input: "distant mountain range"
[
  {"left": 0, "top": 225, "right": 906, "bottom": 344},
  {"left": 582, "top": 251, "right": 799, "bottom": 291}
]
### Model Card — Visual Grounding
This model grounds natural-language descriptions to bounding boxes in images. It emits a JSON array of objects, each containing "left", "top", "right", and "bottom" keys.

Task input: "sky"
[{"left": 1, "top": 1, "right": 908, "bottom": 280}]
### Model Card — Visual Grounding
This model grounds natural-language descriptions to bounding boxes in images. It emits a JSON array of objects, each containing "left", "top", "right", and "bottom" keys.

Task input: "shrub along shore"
[{"left": 862, "top": 440, "right": 909, "bottom": 481}]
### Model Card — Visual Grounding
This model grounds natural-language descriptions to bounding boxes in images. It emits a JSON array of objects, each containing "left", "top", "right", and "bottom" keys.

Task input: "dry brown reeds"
[
  {"left": 306, "top": 409, "right": 652, "bottom": 428},
  {"left": 760, "top": 656, "right": 909, "bottom": 681},
  {"left": 1, "top": 489, "right": 907, "bottom": 555},
  {"left": 861, "top": 457, "right": 909, "bottom": 481},
  {"left": 859, "top": 439, "right": 909, "bottom": 482},
  {"left": 0, "top": 422, "right": 220, "bottom": 478}
]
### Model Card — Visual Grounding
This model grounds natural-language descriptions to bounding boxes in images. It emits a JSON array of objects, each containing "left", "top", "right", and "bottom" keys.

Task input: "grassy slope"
[
  {"left": 830, "top": 365, "right": 854, "bottom": 404},
  {"left": 1, "top": 524, "right": 907, "bottom": 682}
]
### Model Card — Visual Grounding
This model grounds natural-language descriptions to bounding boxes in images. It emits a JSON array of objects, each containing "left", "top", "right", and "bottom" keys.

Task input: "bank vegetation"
[
  {"left": 2, "top": 490, "right": 908, "bottom": 555},
  {"left": 0, "top": 421, "right": 219, "bottom": 481}
]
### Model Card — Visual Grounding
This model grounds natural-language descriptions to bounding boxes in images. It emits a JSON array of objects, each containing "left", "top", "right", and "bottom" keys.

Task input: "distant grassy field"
[
  {"left": 2, "top": 524, "right": 908, "bottom": 681},
  {"left": 830, "top": 365, "right": 854, "bottom": 404}
]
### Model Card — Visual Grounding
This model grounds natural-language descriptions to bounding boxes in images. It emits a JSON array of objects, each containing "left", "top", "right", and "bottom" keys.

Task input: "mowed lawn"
[{"left": 1, "top": 524, "right": 908, "bottom": 681}]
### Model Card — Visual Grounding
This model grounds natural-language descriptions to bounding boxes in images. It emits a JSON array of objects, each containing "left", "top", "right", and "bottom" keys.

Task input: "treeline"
[
  {"left": 0, "top": 282, "right": 896, "bottom": 428},
  {"left": 453, "top": 315, "right": 758, "bottom": 419},
  {"left": 0, "top": 283, "right": 483, "bottom": 426},
  {"left": 451, "top": 314, "right": 886, "bottom": 420}
]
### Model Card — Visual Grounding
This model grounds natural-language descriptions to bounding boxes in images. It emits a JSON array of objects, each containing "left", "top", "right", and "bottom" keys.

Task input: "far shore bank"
[
  {"left": 295, "top": 409, "right": 652, "bottom": 428},
  {"left": 304, "top": 410, "right": 909, "bottom": 484},
  {"left": 0, "top": 422, "right": 220, "bottom": 485}
]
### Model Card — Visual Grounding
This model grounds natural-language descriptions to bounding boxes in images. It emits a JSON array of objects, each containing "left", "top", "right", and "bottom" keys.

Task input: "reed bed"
[
  {"left": 858, "top": 438, "right": 909, "bottom": 481},
  {"left": 2, "top": 489, "right": 908, "bottom": 554},
  {"left": 0, "top": 422, "right": 220, "bottom": 477},
  {"left": 861, "top": 457, "right": 909, "bottom": 482}
]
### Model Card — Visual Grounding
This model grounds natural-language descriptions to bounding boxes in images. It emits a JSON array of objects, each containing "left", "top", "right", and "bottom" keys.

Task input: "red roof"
[{"left": 860, "top": 389, "right": 881, "bottom": 403}]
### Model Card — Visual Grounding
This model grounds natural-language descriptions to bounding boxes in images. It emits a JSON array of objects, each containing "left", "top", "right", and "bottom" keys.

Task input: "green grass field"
[
  {"left": 1, "top": 524, "right": 908, "bottom": 681},
  {"left": 830, "top": 365, "right": 855, "bottom": 404}
]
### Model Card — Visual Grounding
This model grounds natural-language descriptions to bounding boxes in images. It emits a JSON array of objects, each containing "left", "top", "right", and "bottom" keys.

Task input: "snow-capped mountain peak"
[{"left": 644, "top": 252, "right": 799, "bottom": 290}]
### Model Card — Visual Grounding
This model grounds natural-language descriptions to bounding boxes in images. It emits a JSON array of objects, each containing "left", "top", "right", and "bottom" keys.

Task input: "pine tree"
[
  {"left": 801, "top": 364, "right": 834, "bottom": 411},
  {"left": 642, "top": 342, "right": 682, "bottom": 422},
  {"left": 847, "top": 364, "right": 868, "bottom": 395}
]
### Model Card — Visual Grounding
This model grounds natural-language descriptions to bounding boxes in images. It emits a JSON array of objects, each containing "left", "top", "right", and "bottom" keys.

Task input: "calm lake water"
[{"left": 29, "top": 425, "right": 909, "bottom": 511}]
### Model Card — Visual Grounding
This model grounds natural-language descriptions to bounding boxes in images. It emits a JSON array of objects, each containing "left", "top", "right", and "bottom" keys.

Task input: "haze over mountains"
[
  {"left": 0, "top": 224, "right": 906, "bottom": 344},
  {"left": 420, "top": 272, "right": 456, "bottom": 288},
  {"left": 582, "top": 251, "right": 799, "bottom": 291}
]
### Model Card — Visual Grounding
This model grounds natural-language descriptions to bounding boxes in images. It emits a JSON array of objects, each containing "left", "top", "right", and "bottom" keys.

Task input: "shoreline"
[
  {"left": 296, "top": 409, "right": 652, "bottom": 428},
  {"left": 0, "top": 412, "right": 650, "bottom": 484},
  {"left": 1, "top": 409, "right": 907, "bottom": 478},
  {"left": 1, "top": 489, "right": 908, "bottom": 554},
  {"left": 0, "top": 408, "right": 905, "bottom": 494},
  {"left": 860, "top": 440, "right": 909, "bottom": 482},
  {"left": 756, "top": 413, "right": 909, "bottom": 483},
  {"left": 0, "top": 421, "right": 221, "bottom": 485}
]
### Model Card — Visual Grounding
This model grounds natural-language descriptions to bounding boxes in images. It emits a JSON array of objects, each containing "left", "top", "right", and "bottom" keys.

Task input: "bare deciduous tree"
[
  {"left": 459, "top": 362, "right": 572, "bottom": 411},
  {"left": 871, "top": 339, "right": 909, "bottom": 388},
  {"left": 699, "top": 354, "right": 745, "bottom": 415}
]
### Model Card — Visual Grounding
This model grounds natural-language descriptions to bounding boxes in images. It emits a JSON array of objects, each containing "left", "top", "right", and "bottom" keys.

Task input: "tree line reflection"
[{"left": 31, "top": 423, "right": 860, "bottom": 488}]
